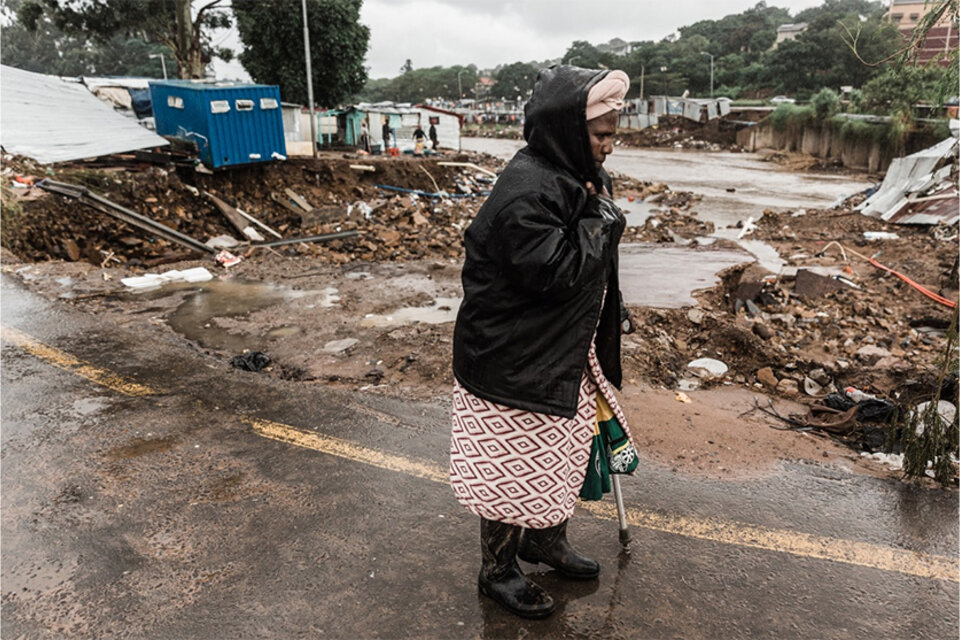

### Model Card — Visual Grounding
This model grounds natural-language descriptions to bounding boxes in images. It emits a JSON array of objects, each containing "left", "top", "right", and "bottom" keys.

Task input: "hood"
[{"left": 523, "top": 65, "right": 609, "bottom": 183}]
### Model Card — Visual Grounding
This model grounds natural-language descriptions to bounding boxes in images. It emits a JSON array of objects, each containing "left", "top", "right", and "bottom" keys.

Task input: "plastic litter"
[
  {"left": 863, "top": 231, "right": 900, "bottom": 241},
  {"left": 120, "top": 267, "right": 213, "bottom": 289},
  {"left": 687, "top": 358, "right": 728, "bottom": 379},
  {"left": 229, "top": 351, "right": 271, "bottom": 372}
]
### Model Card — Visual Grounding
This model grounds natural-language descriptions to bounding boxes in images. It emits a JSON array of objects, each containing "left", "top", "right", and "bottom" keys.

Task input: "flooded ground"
[
  {"left": 619, "top": 244, "right": 752, "bottom": 307},
  {"left": 463, "top": 138, "right": 871, "bottom": 269}
]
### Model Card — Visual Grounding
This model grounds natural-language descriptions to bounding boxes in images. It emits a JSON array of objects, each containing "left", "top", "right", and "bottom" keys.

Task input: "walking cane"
[{"left": 612, "top": 474, "right": 630, "bottom": 545}]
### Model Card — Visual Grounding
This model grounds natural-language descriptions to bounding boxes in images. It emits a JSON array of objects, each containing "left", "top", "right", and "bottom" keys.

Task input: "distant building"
[
  {"left": 597, "top": 38, "right": 632, "bottom": 57},
  {"left": 774, "top": 23, "right": 808, "bottom": 47},
  {"left": 886, "top": 0, "right": 957, "bottom": 65}
]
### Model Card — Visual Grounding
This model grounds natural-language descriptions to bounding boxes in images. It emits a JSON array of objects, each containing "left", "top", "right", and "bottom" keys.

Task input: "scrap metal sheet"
[{"left": 0, "top": 65, "right": 168, "bottom": 164}]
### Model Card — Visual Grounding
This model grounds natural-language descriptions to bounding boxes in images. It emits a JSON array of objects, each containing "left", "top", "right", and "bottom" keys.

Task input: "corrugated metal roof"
[
  {"left": 0, "top": 65, "right": 168, "bottom": 164},
  {"left": 857, "top": 136, "right": 958, "bottom": 225}
]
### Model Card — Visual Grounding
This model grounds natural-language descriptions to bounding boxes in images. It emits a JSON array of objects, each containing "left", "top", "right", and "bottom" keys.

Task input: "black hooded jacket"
[{"left": 452, "top": 66, "right": 626, "bottom": 419}]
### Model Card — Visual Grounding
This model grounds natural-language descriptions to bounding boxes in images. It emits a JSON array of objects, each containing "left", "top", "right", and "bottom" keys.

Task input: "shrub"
[
  {"left": 811, "top": 88, "right": 841, "bottom": 120},
  {"left": 766, "top": 103, "right": 815, "bottom": 133}
]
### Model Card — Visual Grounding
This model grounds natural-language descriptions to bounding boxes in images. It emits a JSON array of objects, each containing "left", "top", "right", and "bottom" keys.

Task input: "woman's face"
[{"left": 586, "top": 110, "right": 618, "bottom": 170}]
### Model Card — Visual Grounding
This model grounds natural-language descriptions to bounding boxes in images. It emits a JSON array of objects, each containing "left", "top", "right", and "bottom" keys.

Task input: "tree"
[
  {"left": 18, "top": 0, "right": 233, "bottom": 79},
  {"left": 2, "top": 0, "right": 175, "bottom": 76},
  {"left": 233, "top": 0, "right": 369, "bottom": 107},
  {"left": 494, "top": 62, "right": 538, "bottom": 99},
  {"left": 856, "top": 64, "right": 949, "bottom": 114}
]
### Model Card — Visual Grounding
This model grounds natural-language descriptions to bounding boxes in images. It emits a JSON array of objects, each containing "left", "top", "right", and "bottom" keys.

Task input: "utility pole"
[
  {"left": 302, "top": 0, "right": 318, "bottom": 158},
  {"left": 457, "top": 70, "right": 464, "bottom": 101},
  {"left": 639, "top": 65, "right": 645, "bottom": 100},
  {"left": 149, "top": 53, "right": 168, "bottom": 79},
  {"left": 700, "top": 51, "right": 714, "bottom": 98}
]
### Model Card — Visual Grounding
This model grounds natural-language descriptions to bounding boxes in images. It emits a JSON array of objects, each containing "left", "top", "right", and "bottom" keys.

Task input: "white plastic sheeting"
[{"left": 0, "top": 65, "right": 168, "bottom": 164}]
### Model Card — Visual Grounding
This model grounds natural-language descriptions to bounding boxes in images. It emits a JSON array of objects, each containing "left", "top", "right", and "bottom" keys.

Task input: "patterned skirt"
[{"left": 450, "top": 343, "right": 634, "bottom": 528}]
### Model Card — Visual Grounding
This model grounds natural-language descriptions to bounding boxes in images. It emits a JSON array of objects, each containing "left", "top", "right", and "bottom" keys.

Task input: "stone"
[
  {"left": 776, "top": 378, "right": 800, "bottom": 396},
  {"left": 323, "top": 338, "right": 359, "bottom": 353},
  {"left": 794, "top": 269, "right": 847, "bottom": 299},
  {"left": 752, "top": 323, "right": 774, "bottom": 340},
  {"left": 808, "top": 368, "right": 831, "bottom": 384},
  {"left": 687, "top": 358, "right": 728, "bottom": 379},
  {"left": 756, "top": 367, "right": 778, "bottom": 389},
  {"left": 855, "top": 344, "right": 892, "bottom": 365},
  {"left": 687, "top": 308, "right": 705, "bottom": 325}
]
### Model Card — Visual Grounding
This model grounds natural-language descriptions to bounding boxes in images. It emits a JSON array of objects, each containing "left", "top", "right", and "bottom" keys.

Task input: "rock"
[
  {"left": 769, "top": 313, "right": 796, "bottom": 328},
  {"left": 687, "top": 308, "right": 705, "bottom": 325},
  {"left": 794, "top": 269, "right": 848, "bottom": 299},
  {"left": 687, "top": 358, "right": 728, "bottom": 379},
  {"left": 913, "top": 401, "right": 957, "bottom": 434},
  {"left": 856, "top": 344, "right": 892, "bottom": 364},
  {"left": 873, "top": 356, "right": 908, "bottom": 371},
  {"left": 808, "top": 368, "right": 831, "bottom": 384},
  {"left": 756, "top": 366, "right": 778, "bottom": 389},
  {"left": 323, "top": 338, "right": 359, "bottom": 353},
  {"left": 752, "top": 323, "right": 774, "bottom": 340},
  {"left": 776, "top": 378, "right": 800, "bottom": 396}
]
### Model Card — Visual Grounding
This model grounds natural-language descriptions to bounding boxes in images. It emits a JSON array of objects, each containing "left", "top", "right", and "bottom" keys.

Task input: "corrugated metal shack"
[{"left": 149, "top": 80, "right": 286, "bottom": 169}]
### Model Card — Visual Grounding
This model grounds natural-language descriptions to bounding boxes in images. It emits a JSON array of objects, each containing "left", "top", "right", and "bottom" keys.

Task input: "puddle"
[
  {"left": 619, "top": 243, "right": 753, "bottom": 308},
  {"left": 711, "top": 229, "right": 785, "bottom": 273},
  {"left": 615, "top": 197, "right": 658, "bottom": 227},
  {"left": 164, "top": 279, "right": 332, "bottom": 352},
  {"left": 264, "top": 325, "right": 303, "bottom": 339},
  {"left": 105, "top": 435, "right": 179, "bottom": 461},
  {"left": 359, "top": 297, "right": 462, "bottom": 327}
]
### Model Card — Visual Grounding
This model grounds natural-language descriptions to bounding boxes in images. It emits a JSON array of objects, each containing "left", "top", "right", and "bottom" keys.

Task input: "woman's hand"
[{"left": 584, "top": 181, "right": 610, "bottom": 198}]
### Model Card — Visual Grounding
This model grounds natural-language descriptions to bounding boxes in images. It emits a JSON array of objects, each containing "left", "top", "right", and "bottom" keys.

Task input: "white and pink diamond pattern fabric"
[{"left": 450, "top": 343, "right": 633, "bottom": 528}]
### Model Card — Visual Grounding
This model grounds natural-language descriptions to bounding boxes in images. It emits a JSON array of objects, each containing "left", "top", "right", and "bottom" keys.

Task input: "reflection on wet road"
[{"left": 2, "top": 276, "right": 957, "bottom": 638}]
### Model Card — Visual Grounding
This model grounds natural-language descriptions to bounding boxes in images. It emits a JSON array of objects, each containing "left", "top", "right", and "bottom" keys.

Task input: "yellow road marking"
[
  {"left": 1, "top": 325, "right": 158, "bottom": 396},
  {"left": 578, "top": 501, "right": 958, "bottom": 583},
  {"left": 244, "top": 416, "right": 448, "bottom": 484},
  {"left": 247, "top": 416, "right": 957, "bottom": 583},
  {"left": 5, "top": 325, "right": 957, "bottom": 583}
]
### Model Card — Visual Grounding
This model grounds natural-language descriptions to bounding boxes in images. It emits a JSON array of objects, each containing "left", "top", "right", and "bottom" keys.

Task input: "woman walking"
[{"left": 450, "top": 65, "right": 637, "bottom": 619}]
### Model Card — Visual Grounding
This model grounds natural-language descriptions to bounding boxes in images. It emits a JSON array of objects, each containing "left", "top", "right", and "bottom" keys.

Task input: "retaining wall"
[{"left": 737, "top": 124, "right": 889, "bottom": 172}]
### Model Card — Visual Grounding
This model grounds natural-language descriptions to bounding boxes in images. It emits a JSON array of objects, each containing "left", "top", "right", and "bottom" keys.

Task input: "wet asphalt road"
[{"left": 2, "top": 274, "right": 958, "bottom": 639}]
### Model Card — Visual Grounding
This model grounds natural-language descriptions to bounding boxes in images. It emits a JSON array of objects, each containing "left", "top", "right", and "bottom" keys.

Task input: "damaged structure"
[{"left": 0, "top": 65, "right": 168, "bottom": 163}]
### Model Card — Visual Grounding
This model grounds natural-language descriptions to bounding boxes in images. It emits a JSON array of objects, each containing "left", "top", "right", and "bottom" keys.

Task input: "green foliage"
[
  {"left": 16, "top": 0, "right": 232, "bottom": 78},
  {"left": 857, "top": 64, "right": 953, "bottom": 116},
  {"left": 357, "top": 65, "right": 478, "bottom": 103},
  {"left": 832, "top": 116, "right": 889, "bottom": 144},
  {"left": 767, "top": 103, "right": 816, "bottom": 132},
  {"left": 234, "top": 0, "right": 369, "bottom": 107},
  {"left": 899, "top": 313, "right": 959, "bottom": 486},
  {"left": 495, "top": 62, "right": 538, "bottom": 100},
  {"left": 811, "top": 87, "right": 842, "bottom": 119},
  {"left": 1, "top": 0, "right": 176, "bottom": 76}
]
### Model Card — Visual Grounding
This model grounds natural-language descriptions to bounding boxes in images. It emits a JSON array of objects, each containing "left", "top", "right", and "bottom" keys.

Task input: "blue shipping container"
[{"left": 149, "top": 80, "right": 286, "bottom": 169}]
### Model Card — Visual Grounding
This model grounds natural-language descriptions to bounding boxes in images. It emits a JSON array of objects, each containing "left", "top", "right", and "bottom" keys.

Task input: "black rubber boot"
[
  {"left": 478, "top": 518, "right": 556, "bottom": 619},
  {"left": 518, "top": 520, "right": 600, "bottom": 579}
]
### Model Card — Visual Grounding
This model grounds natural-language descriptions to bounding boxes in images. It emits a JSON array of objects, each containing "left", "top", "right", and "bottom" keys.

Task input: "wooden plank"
[{"left": 284, "top": 188, "right": 315, "bottom": 212}]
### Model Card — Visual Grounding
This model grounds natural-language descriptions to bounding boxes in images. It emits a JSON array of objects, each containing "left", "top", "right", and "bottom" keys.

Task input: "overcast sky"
[{"left": 214, "top": 0, "right": 827, "bottom": 81}]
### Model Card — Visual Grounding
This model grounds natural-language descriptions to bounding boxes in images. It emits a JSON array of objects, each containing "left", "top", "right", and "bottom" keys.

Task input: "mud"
[{"left": 2, "top": 142, "right": 955, "bottom": 483}]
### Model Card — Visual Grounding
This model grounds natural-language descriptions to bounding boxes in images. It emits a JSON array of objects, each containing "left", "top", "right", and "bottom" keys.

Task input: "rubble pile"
[
  {"left": 1, "top": 153, "right": 506, "bottom": 266},
  {"left": 623, "top": 201, "right": 957, "bottom": 405},
  {"left": 615, "top": 116, "right": 741, "bottom": 151}
]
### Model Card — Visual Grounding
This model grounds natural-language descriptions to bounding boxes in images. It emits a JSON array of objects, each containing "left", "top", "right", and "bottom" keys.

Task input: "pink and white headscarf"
[{"left": 585, "top": 70, "right": 630, "bottom": 120}]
